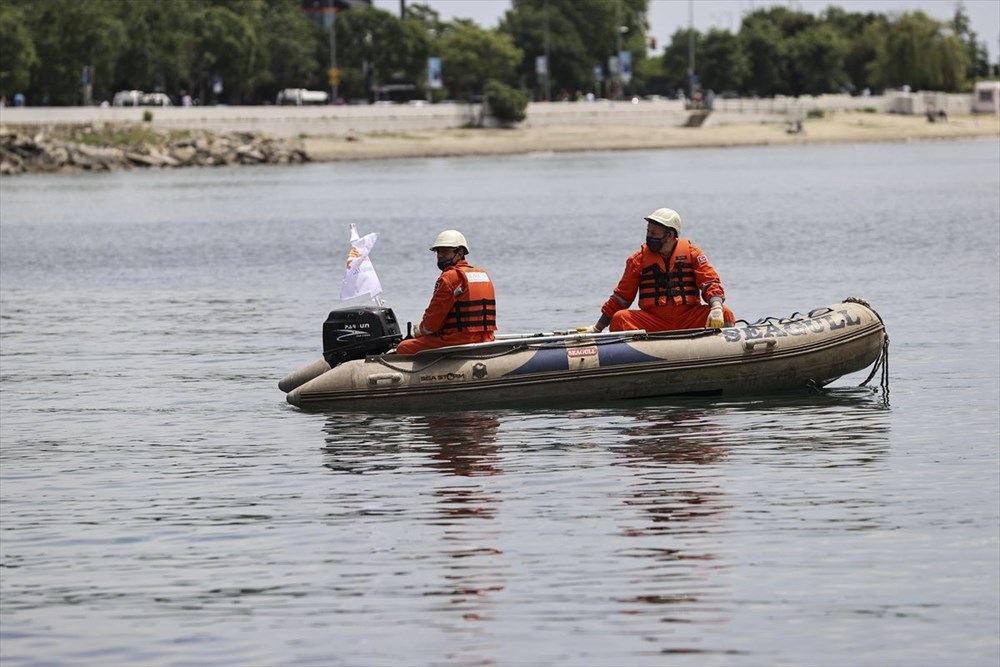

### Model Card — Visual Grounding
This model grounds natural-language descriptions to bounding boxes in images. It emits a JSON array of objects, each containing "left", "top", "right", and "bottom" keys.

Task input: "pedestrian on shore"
[
  {"left": 394, "top": 230, "right": 497, "bottom": 354},
  {"left": 582, "top": 207, "right": 734, "bottom": 333}
]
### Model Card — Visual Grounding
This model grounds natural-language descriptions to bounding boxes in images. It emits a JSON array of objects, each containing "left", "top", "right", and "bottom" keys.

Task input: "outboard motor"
[{"left": 322, "top": 307, "right": 402, "bottom": 368}]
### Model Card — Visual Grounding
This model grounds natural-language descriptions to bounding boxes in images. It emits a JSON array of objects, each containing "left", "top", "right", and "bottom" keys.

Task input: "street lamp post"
[
  {"left": 327, "top": 0, "right": 338, "bottom": 103},
  {"left": 612, "top": 0, "right": 628, "bottom": 100},
  {"left": 688, "top": 0, "right": 696, "bottom": 100},
  {"left": 544, "top": 0, "right": 551, "bottom": 101},
  {"left": 617, "top": 25, "right": 628, "bottom": 99}
]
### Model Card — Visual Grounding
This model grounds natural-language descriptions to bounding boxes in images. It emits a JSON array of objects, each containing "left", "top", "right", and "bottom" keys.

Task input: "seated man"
[
  {"left": 586, "top": 207, "right": 735, "bottom": 333},
  {"left": 395, "top": 230, "right": 497, "bottom": 354}
]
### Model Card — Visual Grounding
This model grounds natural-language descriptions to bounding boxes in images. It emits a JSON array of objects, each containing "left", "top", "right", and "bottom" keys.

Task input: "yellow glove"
[
  {"left": 706, "top": 303, "right": 724, "bottom": 329},
  {"left": 575, "top": 325, "right": 598, "bottom": 334},
  {"left": 412, "top": 322, "right": 422, "bottom": 338}
]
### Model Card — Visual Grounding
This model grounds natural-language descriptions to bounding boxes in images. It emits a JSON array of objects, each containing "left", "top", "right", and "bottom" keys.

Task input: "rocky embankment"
[{"left": 0, "top": 126, "right": 309, "bottom": 175}]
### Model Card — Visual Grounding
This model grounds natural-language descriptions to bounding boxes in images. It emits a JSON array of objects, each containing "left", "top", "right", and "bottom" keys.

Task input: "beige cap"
[
  {"left": 644, "top": 208, "right": 682, "bottom": 235},
  {"left": 430, "top": 229, "right": 469, "bottom": 253}
]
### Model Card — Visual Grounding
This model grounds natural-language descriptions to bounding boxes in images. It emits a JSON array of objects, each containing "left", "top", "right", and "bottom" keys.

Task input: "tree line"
[{"left": 0, "top": 0, "right": 993, "bottom": 107}]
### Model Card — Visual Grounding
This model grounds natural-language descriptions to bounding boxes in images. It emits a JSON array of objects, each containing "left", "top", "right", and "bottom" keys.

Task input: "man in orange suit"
[
  {"left": 395, "top": 230, "right": 497, "bottom": 354},
  {"left": 585, "top": 208, "right": 735, "bottom": 333}
]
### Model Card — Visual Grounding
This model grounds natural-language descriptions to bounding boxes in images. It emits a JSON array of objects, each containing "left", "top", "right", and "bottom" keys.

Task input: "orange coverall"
[
  {"left": 395, "top": 260, "right": 497, "bottom": 354},
  {"left": 601, "top": 239, "right": 735, "bottom": 332}
]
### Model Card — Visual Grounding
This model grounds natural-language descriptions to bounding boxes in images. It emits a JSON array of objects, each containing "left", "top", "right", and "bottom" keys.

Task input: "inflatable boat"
[{"left": 280, "top": 297, "right": 888, "bottom": 411}]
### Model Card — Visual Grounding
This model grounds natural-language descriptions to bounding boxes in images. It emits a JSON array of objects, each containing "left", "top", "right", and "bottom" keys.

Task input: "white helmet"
[
  {"left": 430, "top": 230, "right": 469, "bottom": 254},
  {"left": 644, "top": 208, "right": 682, "bottom": 235}
]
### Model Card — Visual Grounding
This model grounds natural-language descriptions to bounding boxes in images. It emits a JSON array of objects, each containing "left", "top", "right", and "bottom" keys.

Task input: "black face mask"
[
  {"left": 646, "top": 236, "right": 664, "bottom": 251},
  {"left": 437, "top": 258, "right": 456, "bottom": 271}
]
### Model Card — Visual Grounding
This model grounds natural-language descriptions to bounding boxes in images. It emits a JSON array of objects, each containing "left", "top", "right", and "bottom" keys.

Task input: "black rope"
[
  {"left": 846, "top": 296, "right": 890, "bottom": 406},
  {"left": 735, "top": 297, "right": 890, "bottom": 405},
  {"left": 733, "top": 308, "right": 831, "bottom": 328}
]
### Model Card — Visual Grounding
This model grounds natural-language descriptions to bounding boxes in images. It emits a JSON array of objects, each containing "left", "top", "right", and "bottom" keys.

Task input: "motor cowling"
[{"left": 322, "top": 307, "right": 402, "bottom": 367}]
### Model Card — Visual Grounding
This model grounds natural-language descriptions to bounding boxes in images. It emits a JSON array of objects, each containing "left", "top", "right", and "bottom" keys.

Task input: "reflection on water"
[
  {"left": 422, "top": 414, "right": 503, "bottom": 479},
  {"left": 321, "top": 412, "right": 502, "bottom": 478},
  {"left": 313, "top": 393, "right": 894, "bottom": 659},
  {"left": 322, "top": 412, "right": 507, "bottom": 625},
  {"left": 597, "top": 395, "right": 891, "bottom": 642},
  {"left": 616, "top": 409, "right": 730, "bottom": 538}
]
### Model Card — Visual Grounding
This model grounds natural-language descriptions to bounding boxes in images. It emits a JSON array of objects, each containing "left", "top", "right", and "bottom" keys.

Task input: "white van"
[
  {"left": 140, "top": 92, "right": 173, "bottom": 106},
  {"left": 112, "top": 90, "right": 142, "bottom": 107},
  {"left": 112, "top": 90, "right": 173, "bottom": 107},
  {"left": 277, "top": 88, "right": 329, "bottom": 105}
]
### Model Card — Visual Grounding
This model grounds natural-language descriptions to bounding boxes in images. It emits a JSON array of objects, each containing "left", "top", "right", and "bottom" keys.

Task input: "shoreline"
[
  {"left": 302, "top": 112, "right": 1000, "bottom": 162},
  {"left": 2, "top": 110, "right": 996, "bottom": 175}
]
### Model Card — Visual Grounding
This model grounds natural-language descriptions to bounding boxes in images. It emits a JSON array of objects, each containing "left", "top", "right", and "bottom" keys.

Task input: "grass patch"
[
  {"left": 365, "top": 131, "right": 421, "bottom": 140},
  {"left": 69, "top": 124, "right": 192, "bottom": 147}
]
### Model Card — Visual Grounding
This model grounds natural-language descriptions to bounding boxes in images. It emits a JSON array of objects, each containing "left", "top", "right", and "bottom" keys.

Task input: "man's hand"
[
  {"left": 706, "top": 303, "right": 724, "bottom": 329},
  {"left": 576, "top": 325, "right": 598, "bottom": 334}
]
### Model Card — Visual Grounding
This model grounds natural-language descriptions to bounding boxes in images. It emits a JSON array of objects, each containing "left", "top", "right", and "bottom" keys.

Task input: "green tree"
[
  {"left": 738, "top": 7, "right": 833, "bottom": 96},
  {"left": 950, "top": 2, "right": 990, "bottom": 83},
  {"left": 404, "top": 2, "right": 446, "bottom": 34},
  {"left": 859, "top": 19, "right": 890, "bottom": 93},
  {"left": 190, "top": 5, "right": 258, "bottom": 104},
  {"left": 484, "top": 78, "right": 528, "bottom": 124},
  {"left": 661, "top": 27, "right": 700, "bottom": 94},
  {"left": 634, "top": 49, "right": 668, "bottom": 97},
  {"left": 438, "top": 21, "right": 522, "bottom": 100},
  {"left": 698, "top": 29, "right": 747, "bottom": 94},
  {"left": 110, "top": 0, "right": 198, "bottom": 103},
  {"left": 0, "top": 3, "right": 38, "bottom": 99},
  {"left": 738, "top": 13, "right": 787, "bottom": 96},
  {"left": 873, "top": 11, "right": 968, "bottom": 91},
  {"left": 13, "top": 0, "right": 126, "bottom": 105},
  {"left": 399, "top": 16, "right": 433, "bottom": 88},
  {"left": 501, "top": 0, "right": 649, "bottom": 100},
  {"left": 254, "top": 0, "right": 325, "bottom": 100},
  {"left": 823, "top": 8, "right": 882, "bottom": 93},
  {"left": 786, "top": 24, "right": 849, "bottom": 95},
  {"left": 335, "top": 6, "right": 425, "bottom": 101}
]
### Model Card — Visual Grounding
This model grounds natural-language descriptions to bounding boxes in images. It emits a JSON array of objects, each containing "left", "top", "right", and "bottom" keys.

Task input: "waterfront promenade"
[{"left": 1, "top": 93, "right": 996, "bottom": 164}]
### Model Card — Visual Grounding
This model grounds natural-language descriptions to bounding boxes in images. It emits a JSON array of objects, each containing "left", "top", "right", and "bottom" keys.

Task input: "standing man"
[
  {"left": 395, "top": 230, "right": 497, "bottom": 354},
  {"left": 585, "top": 207, "right": 734, "bottom": 333}
]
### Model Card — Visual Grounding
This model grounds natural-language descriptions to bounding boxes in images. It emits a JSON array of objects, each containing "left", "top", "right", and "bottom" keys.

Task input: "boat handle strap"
[{"left": 744, "top": 339, "right": 777, "bottom": 351}]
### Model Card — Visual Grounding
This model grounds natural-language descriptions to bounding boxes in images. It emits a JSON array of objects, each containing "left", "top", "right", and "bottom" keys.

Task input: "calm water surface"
[{"left": 1, "top": 139, "right": 998, "bottom": 666}]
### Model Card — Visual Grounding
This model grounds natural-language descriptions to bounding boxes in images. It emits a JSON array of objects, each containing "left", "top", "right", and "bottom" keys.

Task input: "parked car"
[
  {"left": 111, "top": 90, "right": 173, "bottom": 107},
  {"left": 276, "top": 88, "right": 329, "bottom": 105},
  {"left": 112, "top": 90, "right": 142, "bottom": 107},
  {"left": 141, "top": 92, "right": 173, "bottom": 106}
]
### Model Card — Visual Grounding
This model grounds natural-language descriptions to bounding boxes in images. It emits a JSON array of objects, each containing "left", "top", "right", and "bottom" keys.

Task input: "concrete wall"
[
  {"left": 0, "top": 92, "right": 976, "bottom": 137},
  {"left": 0, "top": 102, "right": 481, "bottom": 137},
  {"left": 710, "top": 92, "right": 973, "bottom": 118}
]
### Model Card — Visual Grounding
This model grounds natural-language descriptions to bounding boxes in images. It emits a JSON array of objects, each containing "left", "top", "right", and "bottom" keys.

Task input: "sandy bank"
[{"left": 303, "top": 111, "right": 999, "bottom": 162}]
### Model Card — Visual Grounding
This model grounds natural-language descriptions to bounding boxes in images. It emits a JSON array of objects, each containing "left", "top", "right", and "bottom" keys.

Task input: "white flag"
[{"left": 340, "top": 224, "right": 383, "bottom": 301}]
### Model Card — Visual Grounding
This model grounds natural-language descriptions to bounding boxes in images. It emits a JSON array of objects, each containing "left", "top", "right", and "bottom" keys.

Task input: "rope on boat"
[
  {"left": 734, "top": 296, "right": 890, "bottom": 406},
  {"left": 845, "top": 296, "right": 890, "bottom": 406},
  {"left": 733, "top": 305, "right": 835, "bottom": 328}
]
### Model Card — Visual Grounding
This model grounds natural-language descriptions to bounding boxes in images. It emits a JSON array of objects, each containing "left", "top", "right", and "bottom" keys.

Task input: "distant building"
[{"left": 971, "top": 81, "right": 1000, "bottom": 114}]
